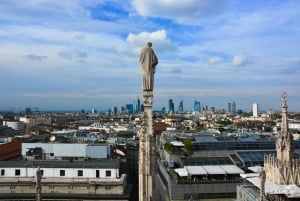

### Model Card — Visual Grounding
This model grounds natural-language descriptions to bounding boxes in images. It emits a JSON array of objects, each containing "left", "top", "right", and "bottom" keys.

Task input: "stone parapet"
[{"left": 264, "top": 155, "right": 300, "bottom": 185}]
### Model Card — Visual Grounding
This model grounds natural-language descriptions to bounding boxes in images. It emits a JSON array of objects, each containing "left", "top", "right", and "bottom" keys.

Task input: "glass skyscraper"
[
  {"left": 168, "top": 99, "right": 175, "bottom": 115},
  {"left": 194, "top": 100, "right": 201, "bottom": 113},
  {"left": 178, "top": 100, "right": 183, "bottom": 113}
]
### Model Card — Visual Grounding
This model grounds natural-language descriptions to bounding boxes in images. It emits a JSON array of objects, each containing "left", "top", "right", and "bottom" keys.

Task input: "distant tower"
[
  {"left": 253, "top": 103, "right": 258, "bottom": 117},
  {"left": 113, "top": 106, "right": 118, "bottom": 114},
  {"left": 136, "top": 96, "right": 141, "bottom": 113},
  {"left": 25, "top": 107, "right": 32, "bottom": 115},
  {"left": 178, "top": 100, "right": 183, "bottom": 113},
  {"left": 194, "top": 100, "right": 201, "bottom": 113},
  {"left": 126, "top": 104, "right": 134, "bottom": 113},
  {"left": 228, "top": 102, "right": 232, "bottom": 113},
  {"left": 161, "top": 107, "right": 166, "bottom": 114},
  {"left": 121, "top": 106, "right": 125, "bottom": 113},
  {"left": 232, "top": 101, "right": 236, "bottom": 115},
  {"left": 168, "top": 99, "right": 174, "bottom": 115}
]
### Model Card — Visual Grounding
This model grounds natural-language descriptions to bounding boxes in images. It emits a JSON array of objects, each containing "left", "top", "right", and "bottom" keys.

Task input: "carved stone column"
[{"left": 139, "top": 90, "right": 156, "bottom": 201}]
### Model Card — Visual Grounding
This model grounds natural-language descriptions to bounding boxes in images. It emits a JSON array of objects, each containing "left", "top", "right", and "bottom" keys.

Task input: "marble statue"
[
  {"left": 36, "top": 166, "right": 42, "bottom": 201},
  {"left": 259, "top": 168, "right": 266, "bottom": 201},
  {"left": 282, "top": 91, "right": 287, "bottom": 106},
  {"left": 139, "top": 42, "right": 158, "bottom": 91}
]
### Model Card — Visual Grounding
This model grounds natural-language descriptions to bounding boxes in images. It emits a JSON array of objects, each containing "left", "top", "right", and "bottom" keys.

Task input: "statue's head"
[{"left": 147, "top": 42, "right": 152, "bottom": 47}]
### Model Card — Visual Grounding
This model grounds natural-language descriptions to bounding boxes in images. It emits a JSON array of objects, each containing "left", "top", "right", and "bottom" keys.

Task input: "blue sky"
[{"left": 0, "top": 0, "right": 300, "bottom": 112}]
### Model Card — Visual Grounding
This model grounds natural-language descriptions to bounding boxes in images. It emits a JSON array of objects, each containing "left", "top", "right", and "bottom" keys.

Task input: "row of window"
[
  {"left": 0, "top": 169, "right": 112, "bottom": 177},
  {"left": 8, "top": 184, "right": 112, "bottom": 190},
  {"left": 193, "top": 140, "right": 300, "bottom": 151}
]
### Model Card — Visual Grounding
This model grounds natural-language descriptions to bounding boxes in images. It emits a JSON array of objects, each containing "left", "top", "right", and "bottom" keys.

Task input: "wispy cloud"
[
  {"left": 58, "top": 50, "right": 87, "bottom": 60},
  {"left": 24, "top": 54, "right": 47, "bottom": 61},
  {"left": 132, "top": 0, "right": 226, "bottom": 24}
]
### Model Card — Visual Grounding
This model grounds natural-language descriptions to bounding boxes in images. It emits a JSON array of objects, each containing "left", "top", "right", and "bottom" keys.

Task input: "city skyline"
[{"left": 1, "top": 0, "right": 300, "bottom": 111}]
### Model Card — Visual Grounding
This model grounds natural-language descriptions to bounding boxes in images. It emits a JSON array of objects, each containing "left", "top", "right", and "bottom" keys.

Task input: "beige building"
[{"left": 0, "top": 159, "right": 131, "bottom": 200}]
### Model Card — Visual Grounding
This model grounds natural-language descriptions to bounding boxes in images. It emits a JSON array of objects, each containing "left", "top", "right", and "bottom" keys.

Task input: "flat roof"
[
  {"left": 182, "top": 165, "right": 244, "bottom": 176},
  {"left": 202, "top": 165, "right": 225, "bottom": 174},
  {"left": 221, "top": 165, "right": 245, "bottom": 174},
  {"left": 185, "top": 166, "right": 206, "bottom": 175},
  {"left": 0, "top": 159, "right": 120, "bottom": 169},
  {"left": 174, "top": 168, "right": 188, "bottom": 177}
]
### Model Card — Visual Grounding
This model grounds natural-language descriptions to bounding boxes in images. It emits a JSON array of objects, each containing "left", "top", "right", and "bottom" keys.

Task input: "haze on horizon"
[{"left": 0, "top": 0, "right": 300, "bottom": 112}]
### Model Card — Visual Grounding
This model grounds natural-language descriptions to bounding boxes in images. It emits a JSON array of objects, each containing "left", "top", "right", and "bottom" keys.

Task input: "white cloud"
[
  {"left": 232, "top": 55, "right": 251, "bottom": 67},
  {"left": 131, "top": 0, "right": 226, "bottom": 24},
  {"left": 124, "top": 29, "right": 176, "bottom": 54},
  {"left": 209, "top": 56, "right": 223, "bottom": 64}
]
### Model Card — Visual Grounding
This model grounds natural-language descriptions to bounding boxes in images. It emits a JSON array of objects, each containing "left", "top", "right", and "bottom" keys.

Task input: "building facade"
[
  {"left": 0, "top": 160, "right": 131, "bottom": 200},
  {"left": 253, "top": 103, "right": 258, "bottom": 117}
]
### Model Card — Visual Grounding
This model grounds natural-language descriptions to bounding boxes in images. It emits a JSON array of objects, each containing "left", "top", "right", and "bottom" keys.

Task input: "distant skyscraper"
[
  {"left": 178, "top": 100, "right": 183, "bottom": 113},
  {"left": 228, "top": 102, "right": 232, "bottom": 113},
  {"left": 126, "top": 104, "right": 134, "bottom": 114},
  {"left": 136, "top": 96, "right": 141, "bottom": 113},
  {"left": 161, "top": 107, "right": 166, "bottom": 114},
  {"left": 228, "top": 101, "right": 236, "bottom": 114},
  {"left": 168, "top": 99, "right": 175, "bottom": 115},
  {"left": 25, "top": 107, "right": 32, "bottom": 115},
  {"left": 113, "top": 106, "right": 118, "bottom": 114},
  {"left": 253, "top": 103, "right": 258, "bottom": 117},
  {"left": 194, "top": 100, "right": 201, "bottom": 113},
  {"left": 232, "top": 101, "right": 236, "bottom": 114}
]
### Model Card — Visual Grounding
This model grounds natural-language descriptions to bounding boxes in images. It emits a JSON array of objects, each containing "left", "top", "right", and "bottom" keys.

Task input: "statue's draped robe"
[{"left": 139, "top": 47, "right": 158, "bottom": 91}]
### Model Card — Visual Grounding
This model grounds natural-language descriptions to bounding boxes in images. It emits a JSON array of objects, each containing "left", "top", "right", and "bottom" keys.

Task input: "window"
[
  {"left": 15, "top": 169, "right": 20, "bottom": 176},
  {"left": 106, "top": 170, "right": 111, "bottom": 177},
  {"left": 40, "top": 170, "right": 44, "bottom": 176},
  {"left": 1, "top": 169, "right": 4, "bottom": 176},
  {"left": 50, "top": 153, "right": 54, "bottom": 156},
  {"left": 60, "top": 170, "right": 65, "bottom": 176},
  {"left": 78, "top": 170, "right": 83, "bottom": 177}
]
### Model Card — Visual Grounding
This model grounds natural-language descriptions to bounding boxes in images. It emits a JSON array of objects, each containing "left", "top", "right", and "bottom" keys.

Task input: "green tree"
[
  {"left": 164, "top": 142, "right": 174, "bottom": 154},
  {"left": 183, "top": 139, "right": 194, "bottom": 156}
]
